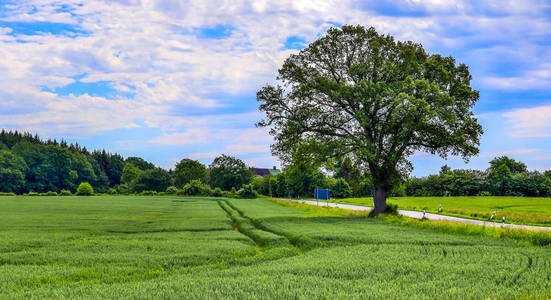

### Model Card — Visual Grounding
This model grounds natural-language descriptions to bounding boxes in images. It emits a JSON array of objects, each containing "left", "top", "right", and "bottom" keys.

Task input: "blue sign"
[{"left": 314, "top": 188, "right": 330, "bottom": 200}]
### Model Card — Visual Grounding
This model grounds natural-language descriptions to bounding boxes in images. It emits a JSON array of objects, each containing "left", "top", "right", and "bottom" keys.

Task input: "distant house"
[{"left": 250, "top": 166, "right": 281, "bottom": 177}]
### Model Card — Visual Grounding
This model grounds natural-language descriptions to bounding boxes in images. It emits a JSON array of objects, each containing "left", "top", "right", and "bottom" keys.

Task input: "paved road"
[{"left": 279, "top": 198, "right": 551, "bottom": 232}]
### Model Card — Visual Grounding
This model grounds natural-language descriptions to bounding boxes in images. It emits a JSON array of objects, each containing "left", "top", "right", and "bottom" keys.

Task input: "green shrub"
[
  {"left": 331, "top": 178, "right": 352, "bottom": 198},
  {"left": 237, "top": 184, "right": 257, "bottom": 199},
  {"left": 116, "top": 183, "right": 131, "bottom": 195},
  {"left": 44, "top": 191, "right": 58, "bottom": 196},
  {"left": 478, "top": 191, "right": 492, "bottom": 196},
  {"left": 76, "top": 182, "right": 94, "bottom": 196},
  {"left": 60, "top": 189, "right": 72, "bottom": 196},
  {"left": 212, "top": 187, "right": 223, "bottom": 197},
  {"left": 182, "top": 180, "right": 212, "bottom": 196},
  {"left": 0, "top": 192, "right": 15, "bottom": 196},
  {"left": 222, "top": 190, "right": 236, "bottom": 198},
  {"left": 166, "top": 186, "right": 179, "bottom": 194},
  {"left": 251, "top": 176, "right": 266, "bottom": 194},
  {"left": 140, "top": 190, "right": 157, "bottom": 196},
  {"left": 26, "top": 192, "right": 40, "bottom": 196}
]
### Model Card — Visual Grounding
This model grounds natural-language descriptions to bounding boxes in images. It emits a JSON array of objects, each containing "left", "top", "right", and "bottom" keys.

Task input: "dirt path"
[{"left": 278, "top": 198, "right": 551, "bottom": 232}]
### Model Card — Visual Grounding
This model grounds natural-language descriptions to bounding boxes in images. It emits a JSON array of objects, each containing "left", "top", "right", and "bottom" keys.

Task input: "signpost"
[{"left": 314, "top": 188, "right": 330, "bottom": 206}]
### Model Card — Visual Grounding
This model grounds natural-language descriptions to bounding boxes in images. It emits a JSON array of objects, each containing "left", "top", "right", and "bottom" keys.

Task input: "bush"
[
  {"left": 26, "top": 192, "right": 40, "bottom": 196},
  {"left": 331, "top": 178, "right": 352, "bottom": 198},
  {"left": 140, "top": 190, "right": 157, "bottom": 196},
  {"left": 131, "top": 168, "right": 172, "bottom": 193},
  {"left": 222, "top": 190, "right": 236, "bottom": 198},
  {"left": 251, "top": 176, "right": 266, "bottom": 194},
  {"left": 107, "top": 188, "right": 117, "bottom": 195},
  {"left": 212, "top": 187, "right": 223, "bottom": 197},
  {"left": 116, "top": 183, "right": 131, "bottom": 195},
  {"left": 182, "top": 180, "right": 212, "bottom": 196},
  {"left": 389, "top": 184, "right": 406, "bottom": 197},
  {"left": 237, "top": 184, "right": 257, "bottom": 199},
  {"left": 60, "top": 189, "right": 72, "bottom": 196},
  {"left": 208, "top": 155, "right": 252, "bottom": 191},
  {"left": 44, "top": 191, "right": 58, "bottom": 196},
  {"left": 0, "top": 192, "right": 15, "bottom": 196},
  {"left": 478, "top": 191, "right": 492, "bottom": 196},
  {"left": 165, "top": 186, "right": 179, "bottom": 194},
  {"left": 76, "top": 182, "right": 94, "bottom": 196}
]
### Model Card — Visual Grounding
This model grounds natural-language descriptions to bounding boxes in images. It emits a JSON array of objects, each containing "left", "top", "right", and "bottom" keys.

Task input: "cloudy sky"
[{"left": 0, "top": 0, "right": 550, "bottom": 175}]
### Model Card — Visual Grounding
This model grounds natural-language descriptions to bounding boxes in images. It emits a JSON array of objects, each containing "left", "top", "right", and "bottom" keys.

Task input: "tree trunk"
[{"left": 373, "top": 185, "right": 387, "bottom": 213}]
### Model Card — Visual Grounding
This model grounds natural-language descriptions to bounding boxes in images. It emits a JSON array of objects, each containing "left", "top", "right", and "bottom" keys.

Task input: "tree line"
[
  {"left": 2, "top": 130, "right": 549, "bottom": 199},
  {"left": 0, "top": 130, "right": 364, "bottom": 198},
  {"left": 404, "top": 157, "right": 551, "bottom": 197},
  {"left": 251, "top": 157, "right": 551, "bottom": 199},
  {"left": 0, "top": 130, "right": 254, "bottom": 196}
]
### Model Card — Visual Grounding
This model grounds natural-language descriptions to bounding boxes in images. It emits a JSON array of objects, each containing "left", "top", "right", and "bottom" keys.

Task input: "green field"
[
  {"left": 322, "top": 196, "right": 551, "bottom": 226},
  {"left": 1, "top": 195, "right": 550, "bottom": 298}
]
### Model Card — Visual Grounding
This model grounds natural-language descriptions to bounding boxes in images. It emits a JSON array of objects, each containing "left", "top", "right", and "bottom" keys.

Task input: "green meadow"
[
  {"left": 322, "top": 196, "right": 551, "bottom": 226},
  {"left": 1, "top": 195, "right": 550, "bottom": 299}
]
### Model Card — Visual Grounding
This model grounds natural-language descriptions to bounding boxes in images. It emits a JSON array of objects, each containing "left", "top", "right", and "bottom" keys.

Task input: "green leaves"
[
  {"left": 174, "top": 158, "right": 207, "bottom": 188},
  {"left": 208, "top": 155, "right": 252, "bottom": 191},
  {"left": 257, "top": 25, "right": 482, "bottom": 189}
]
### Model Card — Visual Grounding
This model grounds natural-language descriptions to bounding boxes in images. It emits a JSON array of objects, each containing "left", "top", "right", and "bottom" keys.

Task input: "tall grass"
[
  {"left": 321, "top": 196, "right": 551, "bottom": 226},
  {"left": 1, "top": 195, "right": 550, "bottom": 299},
  {"left": 268, "top": 196, "right": 551, "bottom": 247}
]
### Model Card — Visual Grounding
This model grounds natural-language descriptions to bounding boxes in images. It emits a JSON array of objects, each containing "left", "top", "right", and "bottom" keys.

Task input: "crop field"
[
  {"left": 322, "top": 196, "right": 551, "bottom": 226},
  {"left": 1, "top": 195, "right": 550, "bottom": 299}
]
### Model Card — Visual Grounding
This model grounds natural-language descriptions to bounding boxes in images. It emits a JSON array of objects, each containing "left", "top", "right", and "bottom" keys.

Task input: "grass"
[
  {"left": 0, "top": 195, "right": 550, "bottom": 298},
  {"left": 318, "top": 196, "right": 551, "bottom": 226},
  {"left": 269, "top": 197, "right": 551, "bottom": 246}
]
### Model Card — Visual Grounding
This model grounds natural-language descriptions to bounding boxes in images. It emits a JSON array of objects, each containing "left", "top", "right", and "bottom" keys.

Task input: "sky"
[{"left": 0, "top": 0, "right": 550, "bottom": 176}]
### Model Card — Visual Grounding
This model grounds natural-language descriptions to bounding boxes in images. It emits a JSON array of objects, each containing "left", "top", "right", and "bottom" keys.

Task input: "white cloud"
[
  {"left": 150, "top": 127, "right": 272, "bottom": 152},
  {"left": 1, "top": 0, "right": 551, "bottom": 174},
  {"left": 2, "top": 0, "right": 549, "bottom": 138},
  {"left": 182, "top": 127, "right": 273, "bottom": 162},
  {"left": 503, "top": 105, "right": 551, "bottom": 137},
  {"left": 479, "top": 148, "right": 541, "bottom": 158},
  {"left": 481, "top": 65, "right": 551, "bottom": 90}
]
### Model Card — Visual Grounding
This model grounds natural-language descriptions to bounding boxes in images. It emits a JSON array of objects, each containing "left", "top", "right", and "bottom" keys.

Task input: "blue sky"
[{"left": 0, "top": 1, "right": 550, "bottom": 176}]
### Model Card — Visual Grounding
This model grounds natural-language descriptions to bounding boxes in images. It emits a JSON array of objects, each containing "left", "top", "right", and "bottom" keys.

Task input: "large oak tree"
[{"left": 257, "top": 25, "right": 483, "bottom": 212}]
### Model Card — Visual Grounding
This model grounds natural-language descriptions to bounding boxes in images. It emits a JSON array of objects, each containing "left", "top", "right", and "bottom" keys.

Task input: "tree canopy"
[
  {"left": 125, "top": 157, "right": 156, "bottom": 171},
  {"left": 489, "top": 156, "right": 527, "bottom": 174},
  {"left": 132, "top": 168, "right": 172, "bottom": 192},
  {"left": 208, "top": 155, "right": 252, "bottom": 191},
  {"left": 121, "top": 162, "right": 141, "bottom": 185},
  {"left": 0, "top": 130, "right": 152, "bottom": 194},
  {"left": 257, "top": 25, "right": 483, "bottom": 212},
  {"left": 174, "top": 158, "right": 207, "bottom": 188},
  {"left": 0, "top": 150, "right": 27, "bottom": 193}
]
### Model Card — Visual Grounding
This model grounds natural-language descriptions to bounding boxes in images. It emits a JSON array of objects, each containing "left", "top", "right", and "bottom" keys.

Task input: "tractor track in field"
[
  {"left": 217, "top": 200, "right": 263, "bottom": 247},
  {"left": 278, "top": 198, "right": 551, "bottom": 232},
  {"left": 217, "top": 199, "right": 322, "bottom": 252},
  {"left": 218, "top": 200, "right": 289, "bottom": 248}
]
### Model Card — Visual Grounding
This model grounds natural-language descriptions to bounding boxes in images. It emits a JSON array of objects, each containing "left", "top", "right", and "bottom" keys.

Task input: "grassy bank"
[
  {"left": 315, "top": 196, "right": 551, "bottom": 226},
  {"left": 269, "top": 197, "right": 551, "bottom": 246}
]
